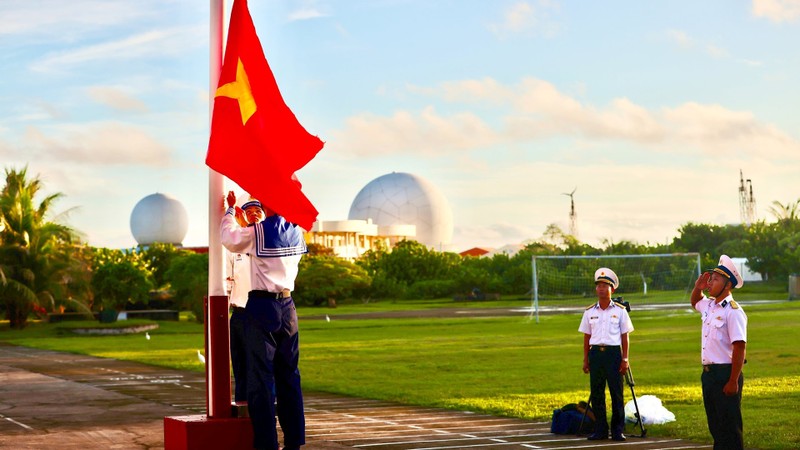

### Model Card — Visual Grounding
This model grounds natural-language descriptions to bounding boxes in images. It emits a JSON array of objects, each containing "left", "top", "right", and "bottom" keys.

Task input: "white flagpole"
[
  {"left": 209, "top": 2, "right": 225, "bottom": 297},
  {"left": 207, "top": 0, "right": 230, "bottom": 420}
]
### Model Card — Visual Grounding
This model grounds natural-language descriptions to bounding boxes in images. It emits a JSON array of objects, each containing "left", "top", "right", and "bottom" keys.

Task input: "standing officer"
[
  {"left": 691, "top": 255, "right": 747, "bottom": 450},
  {"left": 221, "top": 190, "right": 307, "bottom": 450},
  {"left": 579, "top": 268, "right": 634, "bottom": 441},
  {"left": 227, "top": 196, "right": 265, "bottom": 403}
]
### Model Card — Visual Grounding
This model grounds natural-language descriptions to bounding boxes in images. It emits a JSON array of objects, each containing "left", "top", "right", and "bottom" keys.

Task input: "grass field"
[{"left": 2, "top": 299, "right": 799, "bottom": 449}]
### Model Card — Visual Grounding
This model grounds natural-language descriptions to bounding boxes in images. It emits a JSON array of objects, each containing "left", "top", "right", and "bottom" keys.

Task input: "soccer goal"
[{"left": 529, "top": 253, "right": 701, "bottom": 322}]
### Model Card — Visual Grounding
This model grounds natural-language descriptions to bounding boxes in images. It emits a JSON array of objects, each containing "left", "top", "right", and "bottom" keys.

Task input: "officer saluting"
[
  {"left": 578, "top": 268, "right": 634, "bottom": 441},
  {"left": 691, "top": 255, "right": 748, "bottom": 450}
]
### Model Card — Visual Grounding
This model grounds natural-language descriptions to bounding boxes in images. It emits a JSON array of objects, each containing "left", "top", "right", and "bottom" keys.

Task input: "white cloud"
[
  {"left": 287, "top": 0, "right": 330, "bottom": 22},
  {"left": 666, "top": 29, "right": 693, "bottom": 47},
  {"left": 288, "top": 8, "right": 327, "bottom": 21},
  {"left": 330, "top": 106, "right": 498, "bottom": 156},
  {"left": 752, "top": 0, "right": 800, "bottom": 22},
  {"left": 488, "top": 1, "right": 560, "bottom": 38},
  {"left": 737, "top": 59, "right": 764, "bottom": 67},
  {"left": 705, "top": 44, "right": 729, "bottom": 58},
  {"left": 23, "top": 122, "right": 173, "bottom": 167},
  {"left": 332, "top": 77, "right": 800, "bottom": 161},
  {"left": 661, "top": 102, "right": 798, "bottom": 157},
  {"left": 86, "top": 86, "right": 149, "bottom": 113},
  {"left": 665, "top": 30, "right": 751, "bottom": 65},
  {"left": 30, "top": 25, "right": 205, "bottom": 73},
  {"left": 443, "top": 158, "right": 799, "bottom": 250},
  {"left": 0, "top": 0, "right": 157, "bottom": 36}
]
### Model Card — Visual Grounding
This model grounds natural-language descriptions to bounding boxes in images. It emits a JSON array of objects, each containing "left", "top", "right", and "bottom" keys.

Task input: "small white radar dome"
[
  {"left": 130, "top": 193, "right": 189, "bottom": 246},
  {"left": 348, "top": 172, "right": 453, "bottom": 249}
]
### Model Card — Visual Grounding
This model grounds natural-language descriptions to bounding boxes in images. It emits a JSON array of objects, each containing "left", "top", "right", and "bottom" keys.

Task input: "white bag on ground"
[{"left": 625, "top": 395, "right": 675, "bottom": 425}]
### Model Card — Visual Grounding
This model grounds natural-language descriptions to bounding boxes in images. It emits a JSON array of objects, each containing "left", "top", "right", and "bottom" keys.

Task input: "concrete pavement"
[{"left": 0, "top": 343, "right": 710, "bottom": 449}]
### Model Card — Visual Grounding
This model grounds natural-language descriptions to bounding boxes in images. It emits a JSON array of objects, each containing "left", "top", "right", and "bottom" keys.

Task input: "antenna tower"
[
  {"left": 562, "top": 187, "right": 577, "bottom": 237},
  {"left": 738, "top": 170, "right": 757, "bottom": 225}
]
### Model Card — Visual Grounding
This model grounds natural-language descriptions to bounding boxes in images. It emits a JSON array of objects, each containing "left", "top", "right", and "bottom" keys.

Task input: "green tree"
[
  {"left": 140, "top": 242, "right": 184, "bottom": 289},
  {"left": 361, "top": 240, "right": 463, "bottom": 299},
  {"left": 165, "top": 252, "right": 208, "bottom": 323},
  {"left": 672, "top": 222, "right": 749, "bottom": 269},
  {"left": 57, "top": 243, "right": 95, "bottom": 315},
  {"left": 90, "top": 248, "right": 153, "bottom": 318},
  {"left": 768, "top": 199, "right": 800, "bottom": 222},
  {"left": 745, "top": 209, "right": 800, "bottom": 281},
  {"left": 295, "top": 255, "right": 371, "bottom": 306},
  {"left": 306, "top": 242, "right": 335, "bottom": 256},
  {"left": 0, "top": 166, "right": 82, "bottom": 328}
]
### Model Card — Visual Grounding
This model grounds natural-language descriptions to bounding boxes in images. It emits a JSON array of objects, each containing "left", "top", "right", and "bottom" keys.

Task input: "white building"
[
  {"left": 730, "top": 257, "right": 763, "bottom": 282},
  {"left": 305, "top": 172, "right": 453, "bottom": 258},
  {"left": 307, "top": 219, "right": 415, "bottom": 259}
]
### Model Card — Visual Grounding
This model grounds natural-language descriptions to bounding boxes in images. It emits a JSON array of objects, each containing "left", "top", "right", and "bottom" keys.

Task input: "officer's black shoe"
[
  {"left": 587, "top": 432, "right": 608, "bottom": 440},
  {"left": 612, "top": 433, "right": 627, "bottom": 441}
]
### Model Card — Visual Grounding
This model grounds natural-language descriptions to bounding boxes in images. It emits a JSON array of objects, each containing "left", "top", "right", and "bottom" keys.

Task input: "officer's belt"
[
  {"left": 703, "top": 363, "right": 732, "bottom": 372},
  {"left": 250, "top": 289, "right": 291, "bottom": 299},
  {"left": 590, "top": 345, "right": 620, "bottom": 352}
]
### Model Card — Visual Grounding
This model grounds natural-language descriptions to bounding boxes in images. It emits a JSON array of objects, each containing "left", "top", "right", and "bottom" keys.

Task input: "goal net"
[{"left": 530, "top": 253, "right": 701, "bottom": 322}]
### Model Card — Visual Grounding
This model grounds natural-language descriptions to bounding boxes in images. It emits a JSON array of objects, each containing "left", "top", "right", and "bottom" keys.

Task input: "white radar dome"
[
  {"left": 348, "top": 172, "right": 453, "bottom": 249},
  {"left": 130, "top": 193, "right": 189, "bottom": 246}
]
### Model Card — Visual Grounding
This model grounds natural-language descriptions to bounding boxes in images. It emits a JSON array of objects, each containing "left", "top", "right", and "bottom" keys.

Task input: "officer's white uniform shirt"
[
  {"left": 220, "top": 211, "right": 301, "bottom": 293},
  {"left": 226, "top": 250, "right": 252, "bottom": 308},
  {"left": 579, "top": 302, "right": 634, "bottom": 346},
  {"left": 694, "top": 293, "right": 747, "bottom": 365}
]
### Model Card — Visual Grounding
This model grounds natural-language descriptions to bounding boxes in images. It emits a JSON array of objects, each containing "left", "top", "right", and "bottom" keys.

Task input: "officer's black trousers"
[
  {"left": 245, "top": 293, "right": 305, "bottom": 450},
  {"left": 588, "top": 346, "right": 625, "bottom": 436},
  {"left": 230, "top": 307, "right": 248, "bottom": 402},
  {"left": 702, "top": 365, "right": 744, "bottom": 450}
]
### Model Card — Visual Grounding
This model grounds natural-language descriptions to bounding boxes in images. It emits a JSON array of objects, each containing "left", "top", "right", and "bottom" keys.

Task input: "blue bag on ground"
[{"left": 550, "top": 402, "right": 594, "bottom": 434}]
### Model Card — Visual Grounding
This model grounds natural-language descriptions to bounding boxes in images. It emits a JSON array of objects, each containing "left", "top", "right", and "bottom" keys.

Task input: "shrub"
[{"left": 406, "top": 279, "right": 457, "bottom": 300}]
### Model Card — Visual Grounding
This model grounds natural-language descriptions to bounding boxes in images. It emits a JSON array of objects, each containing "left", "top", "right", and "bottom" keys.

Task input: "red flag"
[{"left": 206, "top": 0, "right": 324, "bottom": 230}]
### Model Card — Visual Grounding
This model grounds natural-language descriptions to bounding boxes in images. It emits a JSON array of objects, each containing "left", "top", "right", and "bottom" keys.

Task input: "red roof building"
[{"left": 459, "top": 247, "right": 491, "bottom": 257}]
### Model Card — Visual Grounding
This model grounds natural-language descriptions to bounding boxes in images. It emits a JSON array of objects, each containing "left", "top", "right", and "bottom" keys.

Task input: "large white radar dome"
[
  {"left": 348, "top": 172, "right": 453, "bottom": 249},
  {"left": 130, "top": 193, "right": 189, "bottom": 246}
]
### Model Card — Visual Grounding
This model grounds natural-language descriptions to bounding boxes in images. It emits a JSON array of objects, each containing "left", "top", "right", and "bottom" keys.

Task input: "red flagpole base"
[{"left": 164, "top": 415, "right": 253, "bottom": 450}]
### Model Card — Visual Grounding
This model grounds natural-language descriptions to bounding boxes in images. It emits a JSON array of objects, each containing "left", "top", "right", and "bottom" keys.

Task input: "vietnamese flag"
[{"left": 205, "top": 0, "right": 324, "bottom": 230}]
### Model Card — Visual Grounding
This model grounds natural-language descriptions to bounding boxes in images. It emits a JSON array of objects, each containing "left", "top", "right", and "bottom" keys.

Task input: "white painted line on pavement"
[{"left": 1, "top": 414, "right": 34, "bottom": 430}]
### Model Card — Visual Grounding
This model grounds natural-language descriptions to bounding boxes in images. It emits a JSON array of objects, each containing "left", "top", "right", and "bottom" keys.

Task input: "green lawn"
[{"left": 2, "top": 300, "right": 799, "bottom": 449}]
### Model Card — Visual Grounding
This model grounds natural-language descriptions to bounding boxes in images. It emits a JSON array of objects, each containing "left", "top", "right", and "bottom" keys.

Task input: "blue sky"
[{"left": 1, "top": 0, "right": 798, "bottom": 251}]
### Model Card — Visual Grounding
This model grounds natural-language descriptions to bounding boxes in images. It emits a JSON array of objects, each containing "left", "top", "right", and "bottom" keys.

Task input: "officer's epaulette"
[
  {"left": 613, "top": 300, "right": 625, "bottom": 309},
  {"left": 585, "top": 303, "right": 596, "bottom": 310},
  {"left": 730, "top": 300, "right": 740, "bottom": 309}
]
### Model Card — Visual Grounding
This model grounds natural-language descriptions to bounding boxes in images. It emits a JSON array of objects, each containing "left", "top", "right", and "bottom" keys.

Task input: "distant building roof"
[{"left": 459, "top": 247, "right": 492, "bottom": 257}]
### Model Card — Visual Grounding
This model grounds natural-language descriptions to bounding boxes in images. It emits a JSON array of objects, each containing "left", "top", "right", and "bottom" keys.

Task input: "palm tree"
[
  {"left": 768, "top": 199, "right": 800, "bottom": 222},
  {"left": 0, "top": 166, "right": 86, "bottom": 328}
]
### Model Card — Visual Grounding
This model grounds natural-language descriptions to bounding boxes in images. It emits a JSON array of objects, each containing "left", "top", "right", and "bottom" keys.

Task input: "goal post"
[{"left": 530, "top": 253, "right": 701, "bottom": 323}]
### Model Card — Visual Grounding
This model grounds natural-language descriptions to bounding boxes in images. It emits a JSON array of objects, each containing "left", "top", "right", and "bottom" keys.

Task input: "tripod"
[{"left": 625, "top": 365, "right": 647, "bottom": 437}]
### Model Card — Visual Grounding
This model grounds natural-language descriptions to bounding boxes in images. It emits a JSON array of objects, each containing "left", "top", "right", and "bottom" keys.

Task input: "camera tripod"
[{"left": 578, "top": 365, "right": 647, "bottom": 438}]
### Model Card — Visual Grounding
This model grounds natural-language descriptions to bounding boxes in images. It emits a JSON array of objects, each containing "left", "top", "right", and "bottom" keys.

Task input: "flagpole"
[
  {"left": 207, "top": 0, "right": 231, "bottom": 419},
  {"left": 164, "top": 3, "right": 252, "bottom": 446},
  {"left": 209, "top": 2, "right": 225, "bottom": 297},
  {"left": 208, "top": 4, "right": 225, "bottom": 296}
]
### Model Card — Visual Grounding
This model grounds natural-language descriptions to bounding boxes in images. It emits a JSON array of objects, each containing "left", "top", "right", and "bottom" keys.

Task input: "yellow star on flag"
[{"left": 216, "top": 58, "right": 257, "bottom": 125}]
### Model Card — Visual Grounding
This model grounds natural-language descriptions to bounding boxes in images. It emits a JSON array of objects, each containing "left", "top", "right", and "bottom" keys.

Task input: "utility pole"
[
  {"left": 562, "top": 187, "right": 577, "bottom": 238},
  {"left": 738, "top": 170, "right": 757, "bottom": 225}
]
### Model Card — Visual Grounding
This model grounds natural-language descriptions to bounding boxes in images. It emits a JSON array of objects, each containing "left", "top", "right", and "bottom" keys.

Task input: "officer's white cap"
[
  {"left": 239, "top": 196, "right": 262, "bottom": 211},
  {"left": 594, "top": 267, "right": 619, "bottom": 291},
  {"left": 710, "top": 254, "right": 743, "bottom": 289}
]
